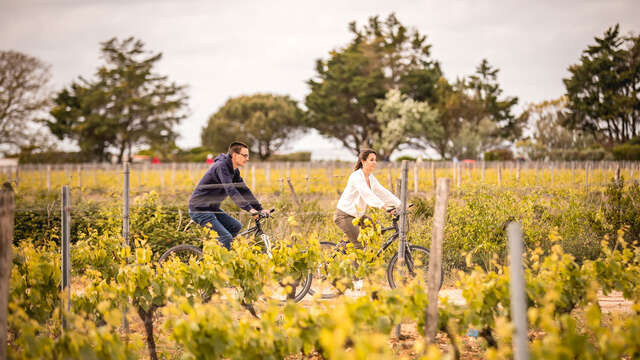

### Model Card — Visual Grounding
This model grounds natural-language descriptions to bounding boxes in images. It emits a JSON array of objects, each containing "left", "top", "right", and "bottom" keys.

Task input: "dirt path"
[{"left": 341, "top": 287, "right": 634, "bottom": 313}]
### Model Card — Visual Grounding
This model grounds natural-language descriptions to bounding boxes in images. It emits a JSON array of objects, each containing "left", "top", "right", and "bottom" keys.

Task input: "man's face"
[{"left": 233, "top": 148, "right": 250, "bottom": 168}]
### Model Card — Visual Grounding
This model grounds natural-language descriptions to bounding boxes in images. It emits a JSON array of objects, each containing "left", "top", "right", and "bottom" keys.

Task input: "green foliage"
[
  {"left": 563, "top": 24, "right": 640, "bottom": 145},
  {"left": 372, "top": 89, "right": 438, "bottom": 159},
  {"left": 16, "top": 150, "right": 93, "bottom": 164},
  {"left": 425, "top": 60, "right": 523, "bottom": 160},
  {"left": 72, "top": 229, "right": 126, "bottom": 280},
  {"left": 305, "top": 13, "right": 441, "bottom": 160},
  {"left": 10, "top": 240, "right": 61, "bottom": 323},
  {"left": 201, "top": 94, "right": 304, "bottom": 161},
  {"left": 47, "top": 37, "right": 188, "bottom": 163},
  {"left": 128, "top": 191, "right": 205, "bottom": 256},
  {"left": 483, "top": 148, "right": 514, "bottom": 161},
  {"left": 603, "top": 176, "right": 640, "bottom": 246},
  {"left": 268, "top": 151, "right": 312, "bottom": 162},
  {"left": 517, "top": 97, "right": 597, "bottom": 160},
  {"left": 612, "top": 143, "right": 640, "bottom": 160}
]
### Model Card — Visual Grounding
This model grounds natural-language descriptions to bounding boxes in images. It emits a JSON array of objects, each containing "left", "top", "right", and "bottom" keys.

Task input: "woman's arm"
[{"left": 370, "top": 175, "right": 401, "bottom": 208}]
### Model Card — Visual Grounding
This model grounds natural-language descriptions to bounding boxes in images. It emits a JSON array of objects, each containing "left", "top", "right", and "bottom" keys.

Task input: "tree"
[
  {"left": 517, "top": 97, "right": 596, "bottom": 160},
  {"left": 0, "top": 51, "right": 51, "bottom": 153},
  {"left": 201, "top": 94, "right": 303, "bottom": 160},
  {"left": 372, "top": 89, "right": 438, "bottom": 158},
  {"left": 563, "top": 25, "right": 640, "bottom": 147},
  {"left": 305, "top": 13, "right": 441, "bottom": 160},
  {"left": 417, "top": 60, "right": 523, "bottom": 159},
  {"left": 467, "top": 59, "right": 522, "bottom": 141},
  {"left": 48, "top": 37, "right": 188, "bottom": 162}
]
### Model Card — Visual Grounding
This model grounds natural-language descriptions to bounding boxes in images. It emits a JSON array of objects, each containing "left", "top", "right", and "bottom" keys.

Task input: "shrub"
[
  {"left": 484, "top": 149, "right": 513, "bottom": 161},
  {"left": 612, "top": 143, "right": 640, "bottom": 160},
  {"left": 268, "top": 151, "right": 312, "bottom": 162}
]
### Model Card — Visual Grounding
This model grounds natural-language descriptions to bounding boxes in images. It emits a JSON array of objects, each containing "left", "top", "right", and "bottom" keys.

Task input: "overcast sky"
[{"left": 2, "top": 0, "right": 639, "bottom": 159}]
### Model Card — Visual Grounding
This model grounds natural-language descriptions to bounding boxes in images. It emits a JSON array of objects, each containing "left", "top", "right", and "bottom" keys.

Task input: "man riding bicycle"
[{"left": 188, "top": 141, "right": 269, "bottom": 249}]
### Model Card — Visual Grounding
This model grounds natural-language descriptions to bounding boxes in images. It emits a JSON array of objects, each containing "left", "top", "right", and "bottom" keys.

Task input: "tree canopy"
[
  {"left": 304, "top": 13, "right": 441, "bottom": 160},
  {"left": 563, "top": 24, "right": 640, "bottom": 147},
  {"left": 417, "top": 60, "right": 522, "bottom": 159},
  {"left": 47, "top": 37, "right": 188, "bottom": 162},
  {"left": 201, "top": 94, "right": 304, "bottom": 161}
]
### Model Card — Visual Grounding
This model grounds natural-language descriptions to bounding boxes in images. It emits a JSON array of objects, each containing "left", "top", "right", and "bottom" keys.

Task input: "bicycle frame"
[
  {"left": 237, "top": 215, "right": 273, "bottom": 258},
  {"left": 374, "top": 215, "right": 410, "bottom": 258}
]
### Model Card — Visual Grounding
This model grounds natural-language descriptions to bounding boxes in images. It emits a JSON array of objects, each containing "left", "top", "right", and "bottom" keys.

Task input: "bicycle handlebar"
[
  {"left": 386, "top": 203, "right": 414, "bottom": 213},
  {"left": 257, "top": 208, "right": 275, "bottom": 219}
]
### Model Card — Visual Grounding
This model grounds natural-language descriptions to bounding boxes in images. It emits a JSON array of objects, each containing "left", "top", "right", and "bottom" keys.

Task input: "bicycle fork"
[{"left": 259, "top": 233, "right": 273, "bottom": 258}]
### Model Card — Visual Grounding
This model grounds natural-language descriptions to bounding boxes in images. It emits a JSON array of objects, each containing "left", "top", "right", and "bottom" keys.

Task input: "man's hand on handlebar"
[{"left": 250, "top": 208, "right": 273, "bottom": 219}]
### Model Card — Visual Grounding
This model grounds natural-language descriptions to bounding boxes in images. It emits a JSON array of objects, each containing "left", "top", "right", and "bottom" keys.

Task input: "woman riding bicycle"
[{"left": 334, "top": 149, "right": 401, "bottom": 250}]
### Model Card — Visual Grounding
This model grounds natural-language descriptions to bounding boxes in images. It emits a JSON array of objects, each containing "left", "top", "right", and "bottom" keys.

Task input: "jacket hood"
[
  {"left": 214, "top": 153, "right": 228, "bottom": 163},
  {"left": 214, "top": 153, "right": 234, "bottom": 171}
]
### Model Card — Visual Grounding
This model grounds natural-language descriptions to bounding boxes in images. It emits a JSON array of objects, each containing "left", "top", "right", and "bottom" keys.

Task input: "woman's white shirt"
[{"left": 336, "top": 169, "right": 401, "bottom": 217}]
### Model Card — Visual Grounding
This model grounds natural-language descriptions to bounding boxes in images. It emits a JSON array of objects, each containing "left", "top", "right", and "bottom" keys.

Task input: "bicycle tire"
[
  {"left": 386, "top": 245, "right": 443, "bottom": 290},
  {"left": 281, "top": 272, "right": 313, "bottom": 303},
  {"left": 307, "top": 241, "right": 343, "bottom": 299},
  {"left": 158, "top": 244, "right": 203, "bottom": 264},
  {"left": 158, "top": 244, "right": 213, "bottom": 302}
]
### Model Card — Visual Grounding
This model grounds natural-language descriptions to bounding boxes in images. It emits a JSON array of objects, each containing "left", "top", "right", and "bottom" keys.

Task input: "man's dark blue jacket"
[{"left": 188, "top": 153, "right": 263, "bottom": 212}]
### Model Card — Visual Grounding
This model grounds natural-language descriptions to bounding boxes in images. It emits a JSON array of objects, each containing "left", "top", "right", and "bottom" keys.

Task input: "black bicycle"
[
  {"left": 308, "top": 205, "right": 443, "bottom": 299},
  {"left": 158, "top": 209, "right": 313, "bottom": 303}
]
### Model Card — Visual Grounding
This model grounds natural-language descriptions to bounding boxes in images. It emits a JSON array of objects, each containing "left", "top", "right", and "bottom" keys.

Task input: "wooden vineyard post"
[
  {"left": 585, "top": 162, "right": 590, "bottom": 192},
  {"left": 388, "top": 163, "right": 393, "bottom": 190},
  {"left": 61, "top": 185, "right": 71, "bottom": 330},
  {"left": 286, "top": 178, "right": 301, "bottom": 208},
  {"left": 498, "top": 163, "right": 502, "bottom": 186},
  {"left": 306, "top": 162, "right": 311, "bottom": 193},
  {"left": 394, "top": 161, "right": 409, "bottom": 338},
  {"left": 413, "top": 162, "right": 419, "bottom": 194},
  {"left": 507, "top": 222, "right": 529, "bottom": 360},
  {"left": 425, "top": 178, "right": 449, "bottom": 344},
  {"left": 451, "top": 162, "right": 456, "bottom": 186},
  {"left": 481, "top": 161, "right": 486, "bottom": 183},
  {"left": 251, "top": 165, "right": 256, "bottom": 191},
  {"left": 266, "top": 163, "right": 271, "bottom": 184},
  {"left": 170, "top": 163, "right": 176, "bottom": 187},
  {"left": 122, "top": 162, "right": 130, "bottom": 335},
  {"left": 431, "top": 161, "right": 436, "bottom": 190},
  {"left": 46, "top": 165, "right": 51, "bottom": 192},
  {"left": 1, "top": 183, "right": 15, "bottom": 359}
]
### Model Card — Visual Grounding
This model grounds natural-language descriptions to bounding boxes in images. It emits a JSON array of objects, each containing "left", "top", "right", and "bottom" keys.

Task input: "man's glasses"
[{"left": 238, "top": 153, "right": 249, "bottom": 159}]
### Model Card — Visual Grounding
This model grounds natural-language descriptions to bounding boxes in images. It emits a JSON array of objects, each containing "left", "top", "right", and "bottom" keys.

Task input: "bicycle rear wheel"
[
  {"left": 158, "top": 244, "right": 213, "bottom": 301},
  {"left": 307, "top": 241, "right": 343, "bottom": 299},
  {"left": 387, "top": 245, "right": 443, "bottom": 290}
]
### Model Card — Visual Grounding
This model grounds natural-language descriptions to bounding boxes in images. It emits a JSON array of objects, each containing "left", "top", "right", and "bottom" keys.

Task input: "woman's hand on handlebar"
[{"left": 386, "top": 203, "right": 414, "bottom": 215}]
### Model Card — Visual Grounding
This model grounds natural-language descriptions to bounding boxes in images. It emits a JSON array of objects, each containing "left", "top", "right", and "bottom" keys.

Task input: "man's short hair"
[{"left": 228, "top": 142, "right": 248, "bottom": 155}]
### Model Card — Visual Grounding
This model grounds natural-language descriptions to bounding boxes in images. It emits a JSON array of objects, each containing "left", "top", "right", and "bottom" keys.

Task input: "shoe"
[{"left": 353, "top": 280, "right": 363, "bottom": 291}]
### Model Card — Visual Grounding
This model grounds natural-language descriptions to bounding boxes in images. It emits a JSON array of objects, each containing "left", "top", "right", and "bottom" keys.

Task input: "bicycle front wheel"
[
  {"left": 307, "top": 241, "right": 343, "bottom": 299},
  {"left": 387, "top": 245, "right": 442, "bottom": 290}
]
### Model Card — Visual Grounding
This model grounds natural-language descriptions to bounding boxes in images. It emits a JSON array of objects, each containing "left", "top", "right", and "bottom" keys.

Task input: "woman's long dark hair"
[{"left": 354, "top": 149, "right": 377, "bottom": 171}]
